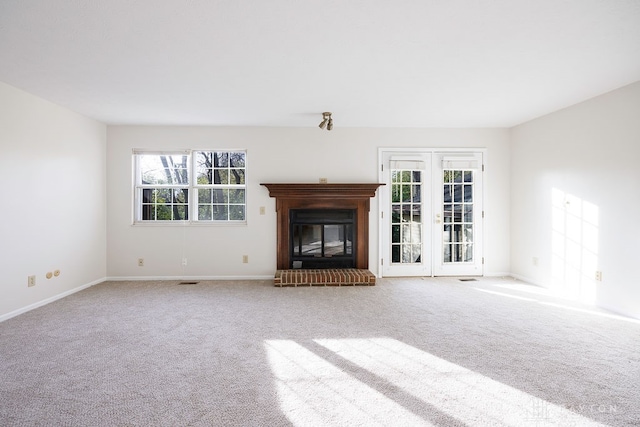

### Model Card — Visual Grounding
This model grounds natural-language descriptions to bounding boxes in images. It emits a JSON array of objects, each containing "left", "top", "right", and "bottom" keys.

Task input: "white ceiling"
[{"left": 1, "top": 0, "right": 639, "bottom": 128}]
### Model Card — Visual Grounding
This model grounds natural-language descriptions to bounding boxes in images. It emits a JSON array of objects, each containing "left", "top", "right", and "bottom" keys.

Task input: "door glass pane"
[
  {"left": 392, "top": 245, "right": 401, "bottom": 263},
  {"left": 392, "top": 225, "right": 400, "bottom": 243},
  {"left": 443, "top": 169, "right": 474, "bottom": 263},
  {"left": 390, "top": 168, "right": 423, "bottom": 265}
]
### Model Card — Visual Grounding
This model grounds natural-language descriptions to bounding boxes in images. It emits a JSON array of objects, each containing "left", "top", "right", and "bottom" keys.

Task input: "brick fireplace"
[{"left": 262, "top": 183, "right": 383, "bottom": 285}]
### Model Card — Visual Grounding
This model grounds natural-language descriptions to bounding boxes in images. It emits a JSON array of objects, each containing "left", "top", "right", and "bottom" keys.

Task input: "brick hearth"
[{"left": 274, "top": 269, "right": 376, "bottom": 287}]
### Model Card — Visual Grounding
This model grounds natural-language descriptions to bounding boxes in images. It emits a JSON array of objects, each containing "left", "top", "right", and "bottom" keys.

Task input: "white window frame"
[{"left": 132, "top": 149, "right": 247, "bottom": 225}]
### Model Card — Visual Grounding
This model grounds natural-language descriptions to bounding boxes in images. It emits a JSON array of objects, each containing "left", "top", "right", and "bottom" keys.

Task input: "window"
[{"left": 134, "top": 150, "right": 246, "bottom": 223}]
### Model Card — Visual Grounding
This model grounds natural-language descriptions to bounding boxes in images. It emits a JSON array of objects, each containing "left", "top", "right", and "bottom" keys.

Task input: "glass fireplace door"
[{"left": 290, "top": 210, "right": 355, "bottom": 269}]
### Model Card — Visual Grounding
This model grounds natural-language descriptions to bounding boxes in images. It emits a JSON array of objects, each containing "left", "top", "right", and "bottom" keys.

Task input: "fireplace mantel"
[
  {"left": 261, "top": 183, "right": 383, "bottom": 199},
  {"left": 261, "top": 183, "right": 384, "bottom": 270}
]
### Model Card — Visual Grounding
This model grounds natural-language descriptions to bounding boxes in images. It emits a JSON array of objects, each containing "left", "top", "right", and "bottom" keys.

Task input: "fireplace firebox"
[
  {"left": 290, "top": 209, "right": 355, "bottom": 269},
  {"left": 261, "top": 183, "right": 383, "bottom": 271}
]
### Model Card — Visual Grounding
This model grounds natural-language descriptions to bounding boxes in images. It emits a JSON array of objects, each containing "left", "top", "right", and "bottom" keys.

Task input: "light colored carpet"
[{"left": 0, "top": 277, "right": 638, "bottom": 426}]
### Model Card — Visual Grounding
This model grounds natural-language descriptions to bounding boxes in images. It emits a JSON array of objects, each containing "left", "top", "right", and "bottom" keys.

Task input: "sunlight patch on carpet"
[
  {"left": 266, "top": 337, "right": 608, "bottom": 426},
  {"left": 314, "top": 338, "right": 607, "bottom": 426},
  {"left": 264, "top": 339, "right": 433, "bottom": 426}
]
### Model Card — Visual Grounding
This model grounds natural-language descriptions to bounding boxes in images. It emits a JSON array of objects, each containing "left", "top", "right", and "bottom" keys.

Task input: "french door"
[{"left": 380, "top": 150, "right": 483, "bottom": 277}]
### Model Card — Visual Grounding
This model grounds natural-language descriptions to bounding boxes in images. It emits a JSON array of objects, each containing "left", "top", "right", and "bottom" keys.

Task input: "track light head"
[{"left": 319, "top": 112, "right": 332, "bottom": 131}]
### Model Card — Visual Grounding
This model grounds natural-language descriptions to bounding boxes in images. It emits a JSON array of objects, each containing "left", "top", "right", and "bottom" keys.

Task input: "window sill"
[{"left": 131, "top": 221, "right": 248, "bottom": 227}]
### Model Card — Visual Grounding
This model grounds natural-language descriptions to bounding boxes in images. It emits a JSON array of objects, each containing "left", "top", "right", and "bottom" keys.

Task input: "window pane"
[
  {"left": 215, "top": 152, "right": 229, "bottom": 167},
  {"left": 196, "top": 151, "right": 214, "bottom": 184},
  {"left": 402, "top": 209, "right": 411, "bottom": 223},
  {"left": 463, "top": 244, "right": 474, "bottom": 262},
  {"left": 444, "top": 244, "right": 451, "bottom": 262},
  {"left": 464, "top": 185, "right": 473, "bottom": 202},
  {"left": 174, "top": 188, "right": 188, "bottom": 203},
  {"left": 412, "top": 205, "right": 421, "bottom": 223},
  {"left": 402, "top": 185, "right": 411, "bottom": 202},
  {"left": 391, "top": 204, "right": 401, "bottom": 223},
  {"left": 140, "top": 155, "right": 189, "bottom": 185},
  {"left": 444, "top": 185, "right": 453, "bottom": 202},
  {"left": 392, "top": 184, "right": 401, "bottom": 203},
  {"left": 199, "top": 205, "right": 212, "bottom": 220},
  {"left": 174, "top": 205, "right": 188, "bottom": 220},
  {"left": 443, "top": 205, "right": 453, "bottom": 223},
  {"left": 156, "top": 188, "right": 172, "bottom": 202},
  {"left": 156, "top": 204, "right": 172, "bottom": 220},
  {"left": 213, "top": 169, "right": 229, "bottom": 184},
  {"left": 454, "top": 205, "right": 463, "bottom": 222},
  {"left": 392, "top": 225, "right": 400, "bottom": 244},
  {"left": 402, "top": 224, "right": 411, "bottom": 243},
  {"left": 464, "top": 205, "right": 473, "bottom": 222},
  {"left": 464, "top": 225, "right": 473, "bottom": 242},
  {"left": 229, "top": 189, "right": 245, "bottom": 203},
  {"left": 229, "top": 152, "right": 245, "bottom": 167},
  {"left": 412, "top": 184, "right": 421, "bottom": 202},
  {"left": 212, "top": 205, "right": 228, "bottom": 220},
  {"left": 212, "top": 189, "right": 228, "bottom": 203},
  {"left": 229, "top": 169, "right": 245, "bottom": 184},
  {"left": 230, "top": 205, "right": 245, "bottom": 221},
  {"left": 411, "top": 244, "right": 421, "bottom": 263},
  {"left": 198, "top": 189, "right": 212, "bottom": 204},
  {"left": 454, "top": 185, "right": 462, "bottom": 202},
  {"left": 453, "top": 224, "right": 462, "bottom": 242},
  {"left": 402, "top": 245, "right": 410, "bottom": 263},
  {"left": 392, "top": 245, "right": 401, "bottom": 263}
]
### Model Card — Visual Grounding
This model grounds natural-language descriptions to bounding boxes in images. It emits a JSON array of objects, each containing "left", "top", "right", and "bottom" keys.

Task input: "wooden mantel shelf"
[
  {"left": 261, "top": 183, "right": 384, "bottom": 270},
  {"left": 261, "top": 183, "right": 383, "bottom": 199}
]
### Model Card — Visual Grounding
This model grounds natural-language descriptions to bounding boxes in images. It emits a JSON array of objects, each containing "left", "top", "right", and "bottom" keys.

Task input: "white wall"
[
  {"left": 510, "top": 81, "right": 640, "bottom": 318},
  {"left": 0, "top": 82, "right": 107, "bottom": 320},
  {"left": 107, "top": 127, "right": 511, "bottom": 279}
]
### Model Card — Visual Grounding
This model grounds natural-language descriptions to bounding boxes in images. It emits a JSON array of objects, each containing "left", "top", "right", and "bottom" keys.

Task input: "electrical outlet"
[
  {"left": 595, "top": 271, "right": 603, "bottom": 281},
  {"left": 242, "top": 255, "right": 249, "bottom": 263},
  {"left": 319, "top": 178, "right": 328, "bottom": 184},
  {"left": 259, "top": 206, "right": 266, "bottom": 215},
  {"left": 182, "top": 258, "right": 188, "bottom": 266},
  {"left": 138, "top": 258, "right": 144, "bottom": 267},
  {"left": 28, "top": 275, "right": 36, "bottom": 287}
]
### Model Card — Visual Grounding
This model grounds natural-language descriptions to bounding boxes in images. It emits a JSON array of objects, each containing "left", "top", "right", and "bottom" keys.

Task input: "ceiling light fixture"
[{"left": 319, "top": 112, "right": 333, "bottom": 130}]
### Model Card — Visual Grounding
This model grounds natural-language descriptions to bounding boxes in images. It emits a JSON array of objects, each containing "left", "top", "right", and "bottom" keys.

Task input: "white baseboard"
[
  {"left": 106, "top": 275, "right": 275, "bottom": 281},
  {"left": 510, "top": 273, "right": 545, "bottom": 287},
  {"left": 483, "top": 271, "right": 513, "bottom": 278},
  {"left": 0, "top": 277, "right": 105, "bottom": 323}
]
